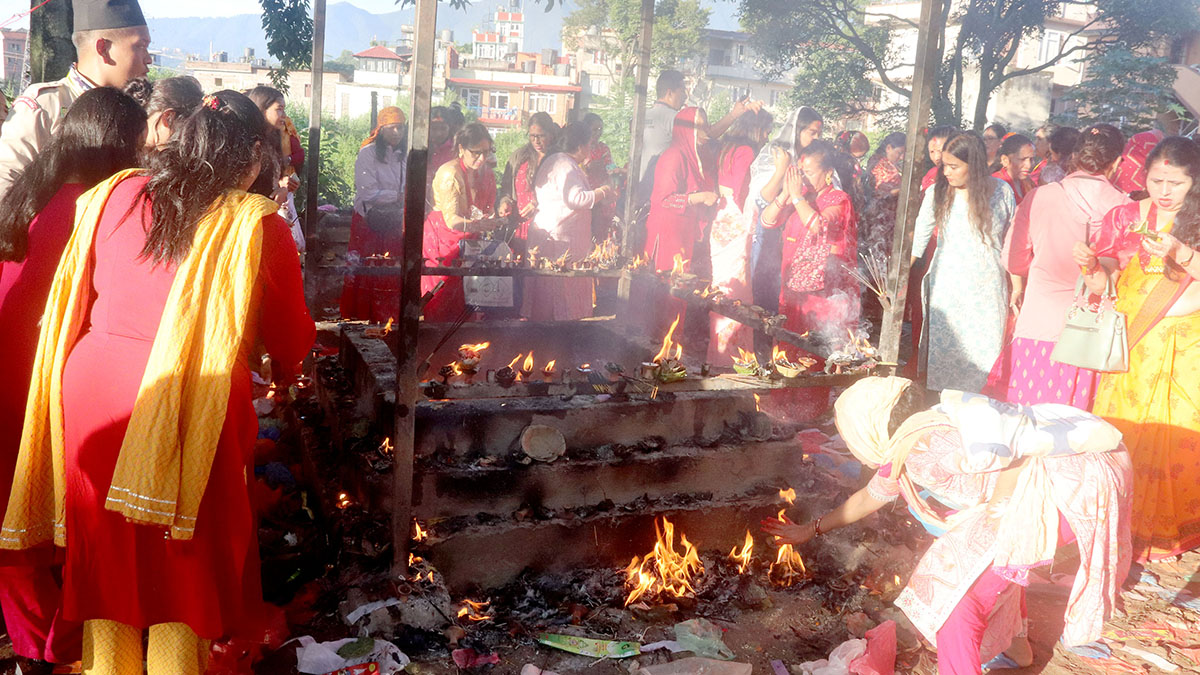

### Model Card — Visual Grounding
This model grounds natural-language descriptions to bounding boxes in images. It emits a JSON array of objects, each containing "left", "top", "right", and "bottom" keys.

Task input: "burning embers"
[
  {"left": 769, "top": 487, "right": 807, "bottom": 587},
  {"left": 624, "top": 517, "right": 704, "bottom": 606},
  {"left": 825, "top": 329, "right": 880, "bottom": 375},
  {"left": 727, "top": 531, "right": 754, "bottom": 574},
  {"left": 457, "top": 598, "right": 494, "bottom": 623},
  {"left": 731, "top": 346, "right": 816, "bottom": 378}
]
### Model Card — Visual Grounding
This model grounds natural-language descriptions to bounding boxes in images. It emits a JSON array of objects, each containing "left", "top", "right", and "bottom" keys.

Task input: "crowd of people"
[{"left": 1, "top": 0, "right": 1200, "bottom": 672}]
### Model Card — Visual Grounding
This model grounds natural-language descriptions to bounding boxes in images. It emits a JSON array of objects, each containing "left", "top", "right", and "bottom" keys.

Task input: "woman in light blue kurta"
[{"left": 912, "top": 132, "right": 1016, "bottom": 392}]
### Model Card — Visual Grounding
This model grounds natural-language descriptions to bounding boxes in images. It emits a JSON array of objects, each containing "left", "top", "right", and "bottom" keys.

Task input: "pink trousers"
[{"left": 0, "top": 564, "right": 81, "bottom": 663}]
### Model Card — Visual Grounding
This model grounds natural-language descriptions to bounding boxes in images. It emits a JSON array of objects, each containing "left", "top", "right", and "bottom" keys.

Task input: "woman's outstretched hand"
[{"left": 760, "top": 513, "right": 817, "bottom": 547}]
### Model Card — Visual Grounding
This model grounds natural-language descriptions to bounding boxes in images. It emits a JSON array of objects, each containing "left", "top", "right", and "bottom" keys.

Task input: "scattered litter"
[
  {"left": 849, "top": 620, "right": 896, "bottom": 675},
  {"left": 344, "top": 597, "right": 402, "bottom": 625},
  {"left": 520, "top": 665, "right": 561, "bottom": 675},
  {"left": 636, "top": 657, "right": 751, "bottom": 675},
  {"left": 674, "top": 618, "right": 734, "bottom": 660},
  {"left": 1065, "top": 641, "right": 1112, "bottom": 659},
  {"left": 1103, "top": 622, "right": 1178, "bottom": 642},
  {"left": 1135, "top": 571, "right": 1200, "bottom": 613},
  {"left": 537, "top": 633, "right": 640, "bottom": 658},
  {"left": 291, "top": 636, "right": 408, "bottom": 675},
  {"left": 1115, "top": 643, "right": 1178, "bottom": 671},
  {"left": 521, "top": 425, "right": 567, "bottom": 462},
  {"left": 451, "top": 648, "right": 500, "bottom": 668},
  {"left": 770, "top": 660, "right": 790, "bottom": 675},
  {"left": 795, "top": 637, "right": 866, "bottom": 675},
  {"left": 640, "top": 640, "right": 686, "bottom": 654}
]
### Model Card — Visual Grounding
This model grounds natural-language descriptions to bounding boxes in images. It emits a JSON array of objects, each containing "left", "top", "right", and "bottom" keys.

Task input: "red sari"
[
  {"left": 993, "top": 167, "right": 1034, "bottom": 204},
  {"left": 585, "top": 141, "right": 616, "bottom": 241},
  {"left": 644, "top": 107, "right": 717, "bottom": 271},
  {"left": 59, "top": 177, "right": 314, "bottom": 639},
  {"left": 0, "top": 184, "right": 86, "bottom": 663},
  {"left": 422, "top": 159, "right": 497, "bottom": 321},
  {"left": 769, "top": 186, "right": 859, "bottom": 363}
]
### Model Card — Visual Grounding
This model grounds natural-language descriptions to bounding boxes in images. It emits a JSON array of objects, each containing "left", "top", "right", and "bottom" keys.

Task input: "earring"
[{"left": 826, "top": 174, "right": 833, "bottom": 185}]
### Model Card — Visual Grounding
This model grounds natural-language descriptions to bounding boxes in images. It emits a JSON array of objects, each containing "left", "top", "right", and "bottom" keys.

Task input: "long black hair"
[
  {"left": 934, "top": 132, "right": 995, "bottom": 244},
  {"left": 1146, "top": 137, "right": 1200, "bottom": 278},
  {"left": 1070, "top": 125, "right": 1122, "bottom": 175},
  {"left": 719, "top": 108, "right": 773, "bottom": 167},
  {"left": 0, "top": 87, "right": 147, "bottom": 262},
  {"left": 138, "top": 89, "right": 272, "bottom": 264},
  {"left": 510, "top": 111, "right": 558, "bottom": 188},
  {"left": 126, "top": 75, "right": 204, "bottom": 118}
]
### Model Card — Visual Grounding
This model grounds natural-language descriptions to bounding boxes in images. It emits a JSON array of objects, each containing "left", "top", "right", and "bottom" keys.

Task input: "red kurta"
[
  {"left": 59, "top": 177, "right": 314, "bottom": 639},
  {"left": 644, "top": 108, "right": 717, "bottom": 271},
  {"left": 0, "top": 183, "right": 87, "bottom": 663},
  {"left": 993, "top": 168, "right": 1034, "bottom": 204}
]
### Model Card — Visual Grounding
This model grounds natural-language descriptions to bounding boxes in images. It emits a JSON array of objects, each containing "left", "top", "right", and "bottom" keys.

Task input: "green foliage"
[
  {"left": 784, "top": 37, "right": 899, "bottom": 124},
  {"left": 1054, "top": 48, "right": 1184, "bottom": 135},
  {"left": 323, "top": 50, "right": 356, "bottom": 77},
  {"left": 593, "top": 78, "right": 634, "bottom": 168},
  {"left": 563, "top": 0, "right": 710, "bottom": 80},
  {"left": 707, "top": 90, "right": 733, "bottom": 123},
  {"left": 492, "top": 128, "right": 527, "bottom": 189},
  {"left": 288, "top": 103, "right": 371, "bottom": 209},
  {"left": 260, "top": 0, "right": 314, "bottom": 94},
  {"left": 147, "top": 66, "right": 180, "bottom": 82}
]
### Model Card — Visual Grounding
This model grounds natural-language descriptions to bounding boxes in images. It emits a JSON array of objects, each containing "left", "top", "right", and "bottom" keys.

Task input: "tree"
[
  {"left": 323, "top": 50, "right": 356, "bottom": 78},
  {"left": 784, "top": 37, "right": 902, "bottom": 124},
  {"left": 563, "top": 0, "right": 711, "bottom": 83},
  {"left": 1054, "top": 48, "right": 1183, "bottom": 134},
  {"left": 740, "top": 0, "right": 1200, "bottom": 129},
  {"left": 29, "top": 0, "right": 73, "bottom": 83}
]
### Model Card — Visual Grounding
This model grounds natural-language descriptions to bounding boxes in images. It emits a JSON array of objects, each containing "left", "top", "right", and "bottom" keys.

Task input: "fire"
[
  {"left": 735, "top": 347, "right": 759, "bottom": 366},
  {"left": 449, "top": 362, "right": 462, "bottom": 376},
  {"left": 728, "top": 531, "right": 754, "bottom": 574},
  {"left": 671, "top": 252, "right": 687, "bottom": 275},
  {"left": 894, "top": 574, "right": 901, "bottom": 586},
  {"left": 769, "top": 544, "right": 807, "bottom": 587},
  {"left": 673, "top": 343, "right": 682, "bottom": 360},
  {"left": 779, "top": 487, "right": 796, "bottom": 505},
  {"left": 522, "top": 351, "right": 535, "bottom": 372},
  {"left": 457, "top": 599, "right": 493, "bottom": 622},
  {"left": 753, "top": 393, "right": 761, "bottom": 412},
  {"left": 413, "top": 520, "right": 428, "bottom": 542},
  {"left": 460, "top": 341, "right": 491, "bottom": 354},
  {"left": 336, "top": 492, "right": 352, "bottom": 509},
  {"left": 379, "top": 438, "right": 393, "bottom": 455},
  {"left": 544, "top": 359, "right": 557, "bottom": 372},
  {"left": 652, "top": 314, "right": 682, "bottom": 363},
  {"left": 508, "top": 353, "right": 523, "bottom": 369},
  {"left": 383, "top": 317, "right": 394, "bottom": 334},
  {"left": 623, "top": 517, "right": 704, "bottom": 606}
]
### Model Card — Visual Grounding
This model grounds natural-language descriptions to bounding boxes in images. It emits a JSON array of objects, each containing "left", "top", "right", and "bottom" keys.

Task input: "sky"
[{"left": 10, "top": 0, "right": 741, "bottom": 31}]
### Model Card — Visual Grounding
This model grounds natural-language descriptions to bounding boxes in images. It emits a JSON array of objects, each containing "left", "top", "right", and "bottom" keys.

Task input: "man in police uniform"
[{"left": 0, "top": 0, "right": 151, "bottom": 201}]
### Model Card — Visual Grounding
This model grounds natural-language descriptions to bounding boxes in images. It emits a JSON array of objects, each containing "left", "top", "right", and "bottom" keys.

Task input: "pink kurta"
[
  {"left": 984, "top": 173, "right": 1130, "bottom": 407},
  {"left": 522, "top": 153, "right": 596, "bottom": 321},
  {"left": 708, "top": 145, "right": 756, "bottom": 363}
]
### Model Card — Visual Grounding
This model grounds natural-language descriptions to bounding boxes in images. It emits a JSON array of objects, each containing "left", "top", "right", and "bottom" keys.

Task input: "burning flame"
[
  {"left": 728, "top": 531, "right": 754, "bottom": 574},
  {"left": 336, "top": 492, "right": 352, "bottom": 509},
  {"left": 543, "top": 359, "right": 557, "bottom": 372},
  {"left": 769, "top": 544, "right": 807, "bottom": 587},
  {"left": 779, "top": 487, "right": 796, "bottom": 505},
  {"left": 379, "top": 438, "right": 393, "bottom": 455},
  {"left": 735, "top": 347, "right": 759, "bottom": 366},
  {"left": 522, "top": 352, "right": 535, "bottom": 373},
  {"left": 673, "top": 343, "right": 682, "bottom": 360},
  {"left": 383, "top": 317, "right": 394, "bottom": 334},
  {"left": 671, "top": 252, "right": 687, "bottom": 275},
  {"left": 624, "top": 517, "right": 704, "bottom": 606},
  {"left": 508, "top": 353, "right": 523, "bottom": 369},
  {"left": 457, "top": 599, "right": 493, "bottom": 622},
  {"left": 460, "top": 341, "right": 491, "bottom": 354},
  {"left": 753, "top": 393, "right": 761, "bottom": 412},
  {"left": 449, "top": 362, "right": 462, "bottom": 376},
  {"left": 652, "top": 315, "right": 682, "bottom": 363},
  {"left": 413, "top": 520, "right": 428, "bottom": 542}
]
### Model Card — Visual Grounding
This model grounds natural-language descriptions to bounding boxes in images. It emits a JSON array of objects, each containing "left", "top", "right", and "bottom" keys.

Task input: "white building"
[
  {"left": 2, "top": 28, "right": 27, "bottom": 84},
  {"left": 472, "top": 8, "right": 525, "bottom": 62},
  {"left": 691, "top": 29, "right": 794, "bottom": 111},
  {"left": 333, "top": 37, "right": 456, "bottom": 119},
  {"left": 863, "top": 0, "right": 1094, "bottom": 130}
]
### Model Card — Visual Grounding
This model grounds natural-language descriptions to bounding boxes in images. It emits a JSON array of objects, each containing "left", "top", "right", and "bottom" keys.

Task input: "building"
[
  {"left": 447, "top": 52, "right": 580, "bottom": 131},
  {"left": 472, "top": 5, "right": 525, "bottom": 61},
  {"left": 184, "top": 58, "right": 345, "bottom": 114},
  {"left": 2, "top": 28, "right": 27, "bottom": 84},
  {"left": 333, "top": 34, "right": 457, "bottom": 119},
  {"left": 863, "top": 0, "right": 1094, "bottom": 130},
  {"left": 562, "top": 26, "right": 624, "bottom": 109},
  {"left": 690, "top": 29, "right": 793, "bottom": 111}
]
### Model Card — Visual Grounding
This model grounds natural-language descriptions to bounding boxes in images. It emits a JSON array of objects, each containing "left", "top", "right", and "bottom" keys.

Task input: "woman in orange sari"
[{"left": 1074, "top": 136, "right": 1200, "bottom": 561}]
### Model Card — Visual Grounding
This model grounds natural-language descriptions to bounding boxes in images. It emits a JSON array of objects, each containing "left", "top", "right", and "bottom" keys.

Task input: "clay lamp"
[
  {"left": 495, "top": 366, "right": 517, "bottom": 388},
  {"left": 543, "top": 360, "right": 558, "bottom": 383}
]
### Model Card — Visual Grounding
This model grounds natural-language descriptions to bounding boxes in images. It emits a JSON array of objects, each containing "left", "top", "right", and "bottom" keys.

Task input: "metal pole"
[
  {"left": 371, "top": 90, "right": 378, "bottom": 130},
  {"left": 303, "top": 0, "right": 327, "bottom": 296},
  {"left": 620, "top": 0, "right": 654, "bottom": 258},
  {"left": 878, "top": 0, "right": 945, "bottom": 366},
  {"left": 392, "top": 0, "right": 438, "bottom": 577}
]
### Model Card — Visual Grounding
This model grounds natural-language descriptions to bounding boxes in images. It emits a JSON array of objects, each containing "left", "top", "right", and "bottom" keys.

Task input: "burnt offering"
[
  {"left": 624, "top": 516, "right": 704, "bottom": 606},
  {"left": 824, "top": 330, "right": 881, "bottom": 375},
  {"left": 651, "top": 314, "right": 687, "bottom": 383},
  {"left": 457, "top": 342, "right": 490, "bottom": 372},
  {"left": 772, "top": 346, "right": 816, "bottom": 379},
  {"left": 733, "top": 347, "right": 762, "bottom": 376},
  {"left": 494, "top": 366, "right": 517, "bottom": 388}
]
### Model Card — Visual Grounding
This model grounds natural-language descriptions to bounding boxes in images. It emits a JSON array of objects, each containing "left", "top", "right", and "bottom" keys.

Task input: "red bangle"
[{"left": 813, "top": 516, "right": 824, "bottom": 536}]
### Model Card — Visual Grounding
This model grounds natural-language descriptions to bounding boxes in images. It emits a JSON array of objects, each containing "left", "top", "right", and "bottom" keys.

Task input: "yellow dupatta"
[{"left": 2, "top": 169, "right": 279, "bottom": 548}]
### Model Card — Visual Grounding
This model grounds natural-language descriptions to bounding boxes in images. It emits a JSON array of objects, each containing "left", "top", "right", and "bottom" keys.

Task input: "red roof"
[
  {"left": 354, "top": 45, "right": 402, "bottom": 60},
  {"left": 497, "top": 11, "right": 524, "bottom": 21}
]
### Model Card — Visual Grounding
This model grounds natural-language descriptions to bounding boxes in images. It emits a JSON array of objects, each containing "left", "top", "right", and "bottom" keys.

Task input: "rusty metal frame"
[
  {"left": 878, "top": 0, "right": 946, "bottom": 367},
  {"left": 390, "top": 0, "right": 439, "bottom": 575}
]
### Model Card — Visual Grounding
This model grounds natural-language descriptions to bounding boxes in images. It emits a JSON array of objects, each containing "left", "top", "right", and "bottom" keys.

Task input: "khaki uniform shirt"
[{"left": 0, "top": 65, "right": 96, "bottom": 200}]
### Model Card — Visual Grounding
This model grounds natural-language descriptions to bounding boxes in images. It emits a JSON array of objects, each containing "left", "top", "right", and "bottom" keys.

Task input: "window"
[
  {"left": 304, "top": 83, "right": 312, "bottom": 97},
  {"left": 769, "top": 89, "right": 781, "bottom": 106},
  {"left": 214, "top": 78, "right": 223, "bottom": 86},
  {"left": 735, "top": 44, "right": 745, "bottom": 62},
  {"left": 464, "top": 88, "right": 482, "bottom": 108},
  {"left": 708, "top": 48, "right": 727, "bottom": 67},
  {"left": 529, "top": 92, "right": 556, "bottom": 114},
  {"left": 491, "top": 91, "right": 509, "bottom": 109},
  {"left": 591, "top": 78, "right": 609, "bottom": 96},
  {"left": 1039, "top": 30, "right": 1064, "bottom": 63}
]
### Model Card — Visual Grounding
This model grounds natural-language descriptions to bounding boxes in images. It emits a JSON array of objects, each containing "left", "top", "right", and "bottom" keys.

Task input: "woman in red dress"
[
  {"left": 0, "top": 87, "right": 147, "bottom": 669},
  {"left": 991, "top": 133, "right": 1036, "bottom": 204},
  {"left": 499, "top": 112, "right": 559, "bottom": 254},
  {"left": 862, "top": 131, "right": 906, "bottom": 256},
  {"left": 582, "top": 112, "right": 619, "bottom": 243},
  {"left": 759, "top": 139, "right": 859, "bottom": 365},
  {"left": 3, "top": 91, "right": 314, "bottom": 671},
  {"left": 644, "top": 106, "right": 720, "bottom": 271},
  {"left": 422, "top": 123, "right": 503, "bottom": 321}
]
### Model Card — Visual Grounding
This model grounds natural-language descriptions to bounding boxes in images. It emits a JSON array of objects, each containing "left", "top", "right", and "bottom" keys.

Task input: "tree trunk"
[
  {"left": 29, "top": 0, "right": 74, "bottom": 83},
  {"left": 972, "top": 78, "right": 992, "bottom": 131}
]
